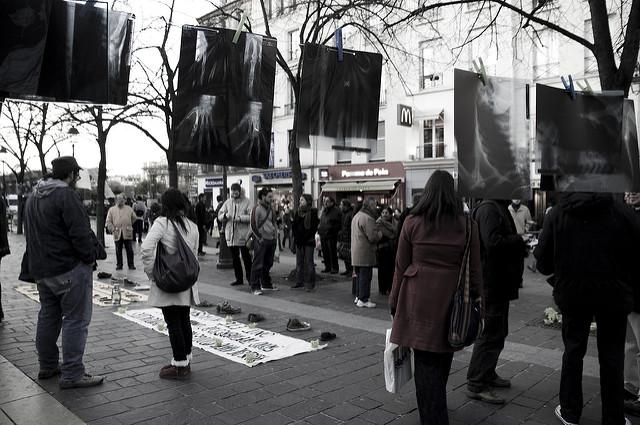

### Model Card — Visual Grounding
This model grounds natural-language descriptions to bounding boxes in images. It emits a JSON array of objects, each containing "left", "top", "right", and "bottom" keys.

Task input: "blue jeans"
[
  {"left": 355, "top": 266, "right": 373, "bottom": 303},
  {"left": 295, "top": 245, "right": 315, "bottom": 289},
  {"left": 36, "top": 263, "right": 93, "bottom": 381}
]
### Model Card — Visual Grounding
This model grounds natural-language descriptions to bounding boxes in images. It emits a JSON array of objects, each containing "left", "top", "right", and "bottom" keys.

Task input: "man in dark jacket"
[
  {"left": 195, "top": 193, "right": 208, "bottom": 255},
  {"left": 467, "top": 199, "right": 526, "bottom": 404},
  {"left": 21, "top": 156, "right": 104, "bottom": 389},
  {"left": 0, "top": 196, "right": 9, "bottom": 323},
  {"left": 338, "top": 199, "right": 354, "bottom": 276},
  {"left": 318, "top": 196, "right": 342, "bottom": 273},
  {"left": 535, "top": 193, "right": 639, "bottom": 425}
]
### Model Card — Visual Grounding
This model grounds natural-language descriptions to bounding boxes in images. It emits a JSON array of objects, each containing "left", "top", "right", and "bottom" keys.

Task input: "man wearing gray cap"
[{"left": 21, "top": 156, "right": 105, "bottom": 389}]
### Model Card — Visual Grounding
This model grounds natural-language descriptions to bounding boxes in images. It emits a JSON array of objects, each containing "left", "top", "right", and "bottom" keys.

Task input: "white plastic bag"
[{"left": 384, "top": 329, "right": 414, "bottom": 393}]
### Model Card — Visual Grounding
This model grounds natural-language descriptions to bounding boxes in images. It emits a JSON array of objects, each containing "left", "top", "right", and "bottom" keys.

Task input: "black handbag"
[{"left": 153, "top": 220, "right": 200, "bottom": 293}]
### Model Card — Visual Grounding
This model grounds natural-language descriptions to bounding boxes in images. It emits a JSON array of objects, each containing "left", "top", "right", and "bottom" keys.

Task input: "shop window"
[
  {"left": 368, "top": 121, "right": 385, "bottom": 162},
  {"left": 420, "top": 39, "right": 443, "bottom": 89},
  {"left": 422, "top": 117, "right": 444, "bottom": 158},
  {"left": 335, "top": 148, "right": 351, "bottom": 164}
]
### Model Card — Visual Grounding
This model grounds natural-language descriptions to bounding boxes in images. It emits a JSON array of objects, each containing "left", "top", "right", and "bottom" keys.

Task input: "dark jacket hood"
[
  {"left": 35, "top": 178, "right": 68, "bottom": 198},
  {"left": 558, "top": 193, "right": 613, "bottom": 216}
]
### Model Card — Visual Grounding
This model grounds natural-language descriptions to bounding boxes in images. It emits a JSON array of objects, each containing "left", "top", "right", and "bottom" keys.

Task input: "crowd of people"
[{"left": 3, "top": 155, "right": 640, "bottom": 425}]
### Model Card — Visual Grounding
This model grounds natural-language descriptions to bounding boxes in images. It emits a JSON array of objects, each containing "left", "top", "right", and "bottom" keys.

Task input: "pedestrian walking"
[
  {"left": 624, "top": 192, "right": 640, "bottom": 417},
  {"left": 249, "top": 187, "right": 278, "bottom": 295},
  {"left": 351, "top": 197, "right": 382, "bottom": 308},
  {"left": 0, "top": 196, "right": 9, "bottom": 323},
  {"left": 195, "top": 194, "right": 208, "bottom": 256},
  {"left": 376, "top": 206, "right": 397, "bottom": 296},
  {"left": 338, "top": 199, "right": 354, "bottom": 276},
  {"left": 390, "top": 170, "right": 482, "bottom": 425},
  {"left": 21, "top": 156, "right": 105, "bottom": 389},
  {"left": 106, "top": 194, "right": 138, "bottom": 270},
  {"left": 218, "top": 183, "right": 252, "bottom": 286},
  {"left": 141, "top": 188, "right": 200, "bottom": 380},
  {"left": 318, "top": 196, "right": 342, "bottom": 274},
  {"left": 466, "top": 199, "right": 526, "bottom": 404},
  {"left": 133, "top": 196, "right": 147, "bottom": 243},
  {"left": 534, "top": 192, "right": 638, "bottom": 425},
  {"left": 291, "top": 194, "right": 319, "bottom": 291},
  {"left": 508, "top": 199, "right": 533, "bottom": 235}
]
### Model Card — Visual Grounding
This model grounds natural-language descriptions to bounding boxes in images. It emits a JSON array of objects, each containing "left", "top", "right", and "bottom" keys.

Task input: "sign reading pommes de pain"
[{"left": 327, "top": 162, "right": 405, "bottom": 181}]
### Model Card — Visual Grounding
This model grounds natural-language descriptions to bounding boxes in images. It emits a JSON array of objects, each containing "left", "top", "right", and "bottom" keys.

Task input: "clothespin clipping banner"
[
  {"left": 472, "top": 58, "right": 487, "bottom": 86},
  {"left": 232, "top": 11, "right": 247, "bottom": 44},
  {"left": 561, "top": 75, "right": 576, "bottom": 100},
  {"left": 576, "top": 79, "right": 593, "bottom": 94},
  {"left": 335, "top": 28, "right": 343, "bottom": 62}
]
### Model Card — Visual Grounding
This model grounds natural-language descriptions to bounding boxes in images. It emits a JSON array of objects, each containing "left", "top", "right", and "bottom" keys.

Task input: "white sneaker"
[
  {"left": 356, "top": 300, "right": 376, "bottom": 308},
  {"left": 354, "top": 297, "right": 359, "bottom": 304},
  {"left": 554, "top": 405, "right": 577, "bottom": 425},
  {"left": 252, "top": 290, "right": 263, "bottom": 295}
]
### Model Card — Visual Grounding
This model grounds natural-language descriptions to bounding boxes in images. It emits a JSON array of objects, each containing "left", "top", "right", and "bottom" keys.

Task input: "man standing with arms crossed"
[{"left": 21, "top": 156, "right": 105, "bottom": 389}]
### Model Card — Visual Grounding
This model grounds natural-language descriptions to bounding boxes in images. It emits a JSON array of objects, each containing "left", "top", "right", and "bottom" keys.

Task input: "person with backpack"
[
  {"left": 249, "top": 187, "right": 278, "bottom": 295},
  {"left": 133, "top": 196, "right": 147, "bottom": 243},
  {"left": 466, "top": 199, "right": 526, "bottom": 404},
  {"left": 141, "top": 188, "right": 200, "bottom": 380},
  {"left": 390, "top": 170, "right": 482, "bottom": 425}
]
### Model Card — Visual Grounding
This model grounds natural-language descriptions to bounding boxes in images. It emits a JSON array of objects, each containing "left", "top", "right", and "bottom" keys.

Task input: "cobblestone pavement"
[{"left": 0, "top": 232, "right": 637, "bottom": 424}]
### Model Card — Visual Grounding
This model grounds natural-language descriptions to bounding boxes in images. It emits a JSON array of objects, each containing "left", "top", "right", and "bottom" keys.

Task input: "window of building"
[
  {"left": 288, "top": 29, "right": 300, "bottom": 61},
  {"left": 335, "top": 148, "right": 351, "bottom": 164},
  {"left": 420, "top": 39, "right": 443, "bottom": 89},
  {"left": 422, "top": 117, "right": 444, "bottom": 158},
  {"left": 285, "top": 80, "right": 295, "bottom": 115},
  {"left": 533, "top": 28, "right": 559, "bottom": 79},
  {"left": 369, "top": 121, "right": 385, "bottom": 162},
  {"left": 379, "top": 70, "right": 387, "bottom": 105}
]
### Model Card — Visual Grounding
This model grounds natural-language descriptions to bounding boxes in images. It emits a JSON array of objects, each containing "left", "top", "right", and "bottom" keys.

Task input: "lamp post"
[
  {"left": 68, "top": 126, "right": 79, "bottom": 157},
  {"left": 217, "top": 165, "right": 233, "bottom": 269}
]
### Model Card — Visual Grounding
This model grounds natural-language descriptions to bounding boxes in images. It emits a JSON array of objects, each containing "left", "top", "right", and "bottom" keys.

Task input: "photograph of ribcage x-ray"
[{"left": 174, "top": 26, "right": 277, "bottom": 169}]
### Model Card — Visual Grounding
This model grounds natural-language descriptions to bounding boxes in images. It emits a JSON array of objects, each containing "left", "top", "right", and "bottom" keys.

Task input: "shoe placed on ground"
[
  {"left": 230, "top": 281, "right": 244, "bottom": 286},
  {"left": 216, "top": 301, "right": 241, "bottom": 314},
  {"left": 290, "top": 283, "right": 304, "bottom": 289},
  {"left": 123, "top": 278, "right": 136, "bottom": 286},
  {"left": 354, "top": 297, "right": 359, "bottom": 304},
  {"left": 59, "top": 373, "right": 105, "bottom": 389},
  {"left": 159, "top": 365, "right": 191, "bottom": 380},
  {"left": 488, "top": 376, "right": 511, "bottom": 388},
  {"left": 128, "top": 266, "right": 136, "bottom": 270},
  {"left": 252, "top": 289, "right": 263, "bottom": 295},
  {"left": 248, "top": 313, "right": 265, "bottom": 323},
  {"left": 625, "top": 399, "right": 640, "bottom": 417},
  {"left": 38, "top": 367, "right": 60, "bottom": 379},
  {"left": 287, "top": 318, "right": 311, "bottom": 332},
  {"left": 356, "top": 300, "right": 376, "bottom": 308},
  {"left": 320, "top": 332, "right": 336, "bottom": 342},
  {"left": 115, "top": 266, "right": 123, "bottom": 271},
  {"left": 97, "top": 272, "right": 112, "bottom": 279},
  {"left": 465, "top": 389, "right": 505, "bottom": 405},
  {"left": 554, "top": 405, "right": 578, "bottom": 425}
]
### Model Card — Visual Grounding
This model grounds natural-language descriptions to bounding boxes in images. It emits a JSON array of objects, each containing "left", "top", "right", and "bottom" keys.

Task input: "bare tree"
[{"left": 26, "top": 103, "right": 65, "bottom": 175}]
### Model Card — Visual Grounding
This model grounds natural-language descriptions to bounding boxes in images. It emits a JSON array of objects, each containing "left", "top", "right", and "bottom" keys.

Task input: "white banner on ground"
[
  {"left": 15, "top": 281, "right": 148, "bottom": 307},
  {"left": 114, "top": 308, "right": 325, "bottom": 367}
]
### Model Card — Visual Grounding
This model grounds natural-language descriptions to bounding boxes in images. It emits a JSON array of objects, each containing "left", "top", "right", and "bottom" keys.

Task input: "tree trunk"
[
  {"left": 38, "top": 146, "right": 47, "bottom": 176},
  {"left": 16, "top": 192, "right": 23, "bottom": 235},
  {"left": 96, "top": 137, "right": 107, "bottom": 246},
  {"left": 167, "top": 151, "right": 178, "bottom": 189},
  {"left": 288, "top": 121, "right": 303, "bottom": 210}
]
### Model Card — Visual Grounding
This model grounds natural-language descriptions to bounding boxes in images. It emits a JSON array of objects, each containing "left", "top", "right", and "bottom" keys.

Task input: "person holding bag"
[
  {"left": 141, "top": 189, "right": 200, "bottom": 380},
  {"left": 389, "top": 170, "right": 482, "bottom": 425}
]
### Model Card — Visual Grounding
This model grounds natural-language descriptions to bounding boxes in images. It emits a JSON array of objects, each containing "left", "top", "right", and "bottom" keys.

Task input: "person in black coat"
[
  {"left": 535, "top": 192, "right": 640, "bottom": 425},
  {"left": 195, "top": 194, "right": 208, "bottom": 255},
  {"left": 0, "top": 196, "right": 9, "bottom": 322},
  {"left": 318, "top": 196, "right": 342, "bottom": 273},
  {"left": 338, "top": 199, "right": 354, "bottom": 276},
  {"left": 624, "top": 192, "right": 640, "bottom": 416},
  {"left": 466, "top": 199, "right": 526, "bottom": 404},
  {"left": 292, "top": 194, "right": 319, "bottom": 291}
]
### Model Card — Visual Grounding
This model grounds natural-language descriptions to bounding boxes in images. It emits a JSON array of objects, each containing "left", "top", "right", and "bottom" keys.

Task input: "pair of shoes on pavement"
[
  {"left": 159, "top": 364, "right": 191, "bottom": 380},
  {"left": 465, "top": 376, "right": 511, "bottom": 404},
  {"left": 216, "top": 301, "right": 241, "bottom": 314},
  {"left": 248, "top": 313, "right": 265, "bottom": 323},
  {"left": 59, "top": 373, "right": 105, "bottom": 389},
  {"left": 287, "top": 318, "right": 311, "bottom": 332},
  {"left": 38, "top": 367, "right": 60, "bottom": 380},
  {"left": 356, "top": 299, "right": 376, "bottom": 308}
]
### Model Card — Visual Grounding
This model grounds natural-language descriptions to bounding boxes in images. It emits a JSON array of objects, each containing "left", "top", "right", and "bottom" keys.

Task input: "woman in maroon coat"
[{"left": 390, "top": 170, "right": 482, "bottom": 425}]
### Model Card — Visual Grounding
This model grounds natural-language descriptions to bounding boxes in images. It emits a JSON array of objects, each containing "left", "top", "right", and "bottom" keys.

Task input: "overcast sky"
[{"left": 59, "top": 0, "right": 216, "bottom": 177}]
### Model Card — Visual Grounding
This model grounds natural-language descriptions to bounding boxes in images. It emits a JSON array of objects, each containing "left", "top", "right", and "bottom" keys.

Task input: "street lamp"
[{"left": 67, "top": 126, "right": 79, "bottom": 157}]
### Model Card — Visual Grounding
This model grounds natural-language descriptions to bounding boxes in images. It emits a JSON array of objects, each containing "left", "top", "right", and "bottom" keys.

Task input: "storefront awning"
[{"left": 321, "top": 179, "right": 400, "bottom": 192}]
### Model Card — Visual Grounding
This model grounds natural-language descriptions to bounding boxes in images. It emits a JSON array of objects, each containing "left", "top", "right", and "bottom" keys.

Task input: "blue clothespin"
[
  {"left": 576, "top": 78, "right": 593, "bottom": 94},
  {"left": 472, "top": 58, "right": 486, "bottom": 85},
  {"left": 561, "top": 75, "right": 576, "bottom": 100},
  {"left": 232, "top": 10, "right": 246, "bottom": 44},
  {"left": 335, "top": 28, "right": 343, "bottom": 62}
]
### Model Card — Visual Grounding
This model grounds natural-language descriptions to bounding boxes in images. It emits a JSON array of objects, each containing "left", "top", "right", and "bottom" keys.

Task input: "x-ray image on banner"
[
  {"left": 454, "top": 69, "right": 531, "bottom": 200},
  {"left": 174, "top": 26, "right": 277, "bottom": 168},
  {"left": 37, "top": 0, "right": 109, "bottom": 103},
  {"left": 0, "top": 0, "right": 53, "bottom": 95},
  {"left": 108, "top": 11, "right": 134, "bottom": 106},
  {"left": 536, "top": 84, "right": 627, "bottom": 192},
  {"left": 295, "top": 44, "right": 382, "bottom": 152}
]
